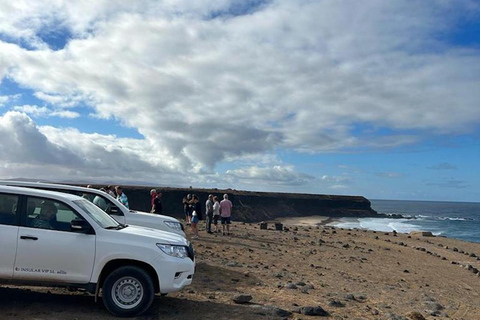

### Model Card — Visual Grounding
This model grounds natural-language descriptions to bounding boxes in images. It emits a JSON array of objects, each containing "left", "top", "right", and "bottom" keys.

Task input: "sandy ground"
[{"left": 1, "top": 220, "right": 480, "bottom": 320}]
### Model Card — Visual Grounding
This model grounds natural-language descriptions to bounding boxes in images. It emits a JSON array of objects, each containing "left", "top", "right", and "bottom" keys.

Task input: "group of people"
[{"left": 182, "top": 193, "right": 233, "bottom": 238}]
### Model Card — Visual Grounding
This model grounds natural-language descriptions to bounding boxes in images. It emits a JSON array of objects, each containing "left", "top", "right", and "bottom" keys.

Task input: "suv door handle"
[{"left": 20, "top": 236, "right": 38, "bottom": 241}]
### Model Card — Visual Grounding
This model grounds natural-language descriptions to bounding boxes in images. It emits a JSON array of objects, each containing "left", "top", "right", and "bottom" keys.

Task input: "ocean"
[{"left": 330, "top": 199, "right": 480, "bottom": 243}]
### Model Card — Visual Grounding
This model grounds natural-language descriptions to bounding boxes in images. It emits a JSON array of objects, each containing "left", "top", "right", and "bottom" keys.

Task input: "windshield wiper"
[{"left": 105, "top": 223, "right": 128, "bottom": 230}]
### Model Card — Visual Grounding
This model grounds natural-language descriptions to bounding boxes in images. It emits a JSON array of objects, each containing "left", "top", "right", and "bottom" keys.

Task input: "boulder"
[{"left": 409, "top": 231, "right": 434, "bottom": 237}]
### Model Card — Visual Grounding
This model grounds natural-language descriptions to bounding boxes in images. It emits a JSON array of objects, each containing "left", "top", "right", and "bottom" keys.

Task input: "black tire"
[{"left": 102, "top": 266, "right": 155, "bottom": 317}]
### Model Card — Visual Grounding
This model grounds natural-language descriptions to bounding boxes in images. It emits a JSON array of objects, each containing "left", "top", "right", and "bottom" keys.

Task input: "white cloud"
[
  {"left": 13, "top": 105, "right": 80, "bottom": 118},
  {"left": 0, "top": 96, "right": 8, "bottom": 106},
  {"left": 33, "top": 92, "right": 81, "bottom": 107},
  {"left": 0, "top": 1, "right": 479, "bottom": 189},
  {"left": 0, "top": 94, "right": 20, "bottom": 107},
  {"left": 226, "top": 165, "right": 314, "bottom": 186}
]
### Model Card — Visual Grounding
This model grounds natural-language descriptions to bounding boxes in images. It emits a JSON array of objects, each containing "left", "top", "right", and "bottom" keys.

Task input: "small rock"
[
  {"left": 285, "top": 283, "right": 297, "bottom": 289},
  {"left": 251, "top": 305, "right": 292, "bottom": 317},
  {"left": 407, "top": 311, "right": 426, "bottom": 320},
  {"left": 385, "top": 313, "right": 408, "bottom": 320},
  {"left": 328, "top": 299, "right": 345, "bottom": 307},
  {"left": 232, "top": 294, "right": 253, "bottom": 304},
  {"left": 294, "top": 306, "right": 329, "bottom": 316}
]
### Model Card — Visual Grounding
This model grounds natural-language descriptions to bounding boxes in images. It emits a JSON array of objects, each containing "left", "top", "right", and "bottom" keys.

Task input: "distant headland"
[{"left": 93, "top": 185, "right": 396, "bottom": 222}]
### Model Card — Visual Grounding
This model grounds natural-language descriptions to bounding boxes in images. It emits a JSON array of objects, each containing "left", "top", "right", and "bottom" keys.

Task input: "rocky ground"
[{"left": 1, "top": 220, "right": 480, "bottom": 320}]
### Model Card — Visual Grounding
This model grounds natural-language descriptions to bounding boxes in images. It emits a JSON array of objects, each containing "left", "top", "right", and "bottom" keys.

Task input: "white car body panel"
[
  {"left": 0, "top": 225, "right": 19, "bottom": 279},
  {"left": 14, "top": 227, "right": 96, "bottom": 283}
]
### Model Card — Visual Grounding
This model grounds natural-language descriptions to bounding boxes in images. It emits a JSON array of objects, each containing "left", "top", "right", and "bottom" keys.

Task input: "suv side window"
[
  {"left": 0, "top": 193, "right": 19, "bottom": 226},
  {"left": 25, "top": 196, "right": 86, "bottom": 232},
  {"left": 47, "top": 188, "right": 119, "bottom": 216}
]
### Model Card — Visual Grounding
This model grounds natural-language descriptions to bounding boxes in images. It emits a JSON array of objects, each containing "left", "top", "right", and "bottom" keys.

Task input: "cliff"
[{"left": 113, "top": 186, "right": 381, "bottom": 222}]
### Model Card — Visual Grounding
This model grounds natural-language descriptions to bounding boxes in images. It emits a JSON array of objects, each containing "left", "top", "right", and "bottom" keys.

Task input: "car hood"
[{"left": 117, "top": 225, "right": 189, "bottom": 246}]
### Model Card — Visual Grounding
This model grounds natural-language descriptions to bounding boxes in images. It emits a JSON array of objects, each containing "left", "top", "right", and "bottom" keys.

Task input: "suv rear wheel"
[{"left": 102, "top": 266, "right": 155, "bottom": 317}]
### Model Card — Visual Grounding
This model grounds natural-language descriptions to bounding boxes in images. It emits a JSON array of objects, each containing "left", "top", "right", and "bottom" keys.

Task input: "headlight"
[
  {"left": 156, "top": 244, "right": 188, "bottom": 259},
  {"left": 164, "top": 221, "right": 183, "bottom": 231}
]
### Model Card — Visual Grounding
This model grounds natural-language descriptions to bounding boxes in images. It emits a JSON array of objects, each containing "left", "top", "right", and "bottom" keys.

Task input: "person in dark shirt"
[{"left": 151, "top": 192, "right": 163, "bottom": 215}]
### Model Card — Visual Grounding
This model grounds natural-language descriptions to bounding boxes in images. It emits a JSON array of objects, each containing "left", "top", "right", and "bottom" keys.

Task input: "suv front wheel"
[{"left": 102, "top": 266, "right": 155, "bottom": 317}]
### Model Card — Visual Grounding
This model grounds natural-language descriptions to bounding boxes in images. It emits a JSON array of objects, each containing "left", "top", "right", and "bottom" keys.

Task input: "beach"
[{"left": 1, "top": 220, "right": 480, "bottom": 319}]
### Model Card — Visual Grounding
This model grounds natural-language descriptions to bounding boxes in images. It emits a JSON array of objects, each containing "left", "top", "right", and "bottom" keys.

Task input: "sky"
[{"left": 0, "top": 0, "right": 479, "bottom": 202}]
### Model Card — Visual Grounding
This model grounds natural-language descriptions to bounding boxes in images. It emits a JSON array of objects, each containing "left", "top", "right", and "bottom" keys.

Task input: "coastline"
[
  {"left": 4, "top": 220, "right": 480, "bottom": 319},
  {"left": 277, "top": 215, "right": 339, "bottom": 227}
]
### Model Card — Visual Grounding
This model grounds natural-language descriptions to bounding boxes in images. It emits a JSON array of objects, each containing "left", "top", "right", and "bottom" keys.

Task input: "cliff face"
[{"left": 118, "top": 186, "right": 380, "bottom": 222}]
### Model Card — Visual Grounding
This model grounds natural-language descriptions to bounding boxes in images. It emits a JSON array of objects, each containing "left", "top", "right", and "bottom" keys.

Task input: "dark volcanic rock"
[
  {"left": 328, "top": 299, "right": 345, "bottom": 307},
  {"left": 232, "top": 294, "right": 253, "bottom": 304},
  {"left": 294, "top": 306, "right": 329, "bottom": 316},
  {"left": 407, "top": 311, "right": 426, "bottom": 320},
  {"left": 251, "top": 305, "right": 292, "bottom": 317}
]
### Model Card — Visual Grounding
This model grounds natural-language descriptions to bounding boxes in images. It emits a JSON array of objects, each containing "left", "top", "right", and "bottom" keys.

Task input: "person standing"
[
  {"left": 193, "top": 195, "right": 203, "bottom": 221},
  {"left": 212, "top": 196, "right": 220, "bottom": 233},
  {"left": 219, "top": 194, "right": 233, "bottom": 235},
  {"left": 93, "top": 188, "right": 109, "bottom": 211},
  {"left": 190, "top": 195, "right": 200, "bottom": 238},
  {"left": 183, "top": 194, "right": 192, "bottom": 225},
  {"left": 115, "top": 186, "right": 129, "bottom": 209},
  {"left": 205, "top": 194, "right": 214, "bottom": 234},
  {"left": 106, "top": 185, "right": 116, "bottom": 197},
  {"left": 150, "top": 189, "right": 157, "bottom": 208},
  {"left": 151, "top": 192, "right": 163, "bottom": 214}
]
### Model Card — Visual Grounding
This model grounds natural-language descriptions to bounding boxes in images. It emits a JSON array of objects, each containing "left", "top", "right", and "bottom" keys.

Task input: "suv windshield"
[{"left": 74, "top": 199, "right": 120, "bottom": 229}]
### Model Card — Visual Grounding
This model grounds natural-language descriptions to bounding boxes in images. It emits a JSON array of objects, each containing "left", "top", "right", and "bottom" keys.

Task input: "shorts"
[
  {"left": 213, "top": 215, "right": 219, "bottom": 225},
  {"left": 192, "top": 216, "right": 199, "bottom": 223},
  {"left": 220, "top": 216, "right": 231, "bottom": 225}
]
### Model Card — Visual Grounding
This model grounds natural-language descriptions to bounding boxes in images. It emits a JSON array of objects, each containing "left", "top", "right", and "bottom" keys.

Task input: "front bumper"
[{"left": 152, "top": 244, "right": 195, "bottom": 293}]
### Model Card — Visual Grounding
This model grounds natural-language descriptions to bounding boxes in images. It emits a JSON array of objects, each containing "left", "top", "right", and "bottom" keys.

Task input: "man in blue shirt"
[{"left": 115, "top": 186, "right": 129, "bottom": 209}]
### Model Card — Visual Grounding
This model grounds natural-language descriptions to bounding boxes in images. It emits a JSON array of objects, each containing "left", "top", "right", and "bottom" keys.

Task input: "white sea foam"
[{"left": 330, "top": 218, "right": 423, "bottom": 233}]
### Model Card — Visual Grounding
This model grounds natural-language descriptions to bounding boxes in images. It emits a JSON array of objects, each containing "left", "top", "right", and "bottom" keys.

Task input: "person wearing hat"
[{"left": 205, "top": 194, "right": 214, "bottom": 234}]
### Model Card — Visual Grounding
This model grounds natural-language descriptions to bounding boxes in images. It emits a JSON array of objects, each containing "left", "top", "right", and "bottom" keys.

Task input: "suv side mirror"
[{"left": 71, "top": 219, "right": 93, "bottom": 234}]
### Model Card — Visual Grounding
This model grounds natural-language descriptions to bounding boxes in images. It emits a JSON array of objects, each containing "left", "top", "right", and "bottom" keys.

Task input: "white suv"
[
  {"left": 0, "top": 185, "right": 195, "bottom": 317},
  {"left": 0, "top": 181, "right": 185, "bottom": 237}
]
